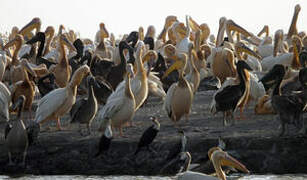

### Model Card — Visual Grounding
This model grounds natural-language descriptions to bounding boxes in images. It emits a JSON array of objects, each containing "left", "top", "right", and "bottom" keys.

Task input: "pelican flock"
[{"left": 0, "top": 3, "right": 307, "bottom": 179}]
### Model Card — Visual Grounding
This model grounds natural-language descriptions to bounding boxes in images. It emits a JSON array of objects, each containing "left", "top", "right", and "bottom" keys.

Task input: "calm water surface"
[{"left": 1, "top": 175, "right": 307, "bottom": 180}]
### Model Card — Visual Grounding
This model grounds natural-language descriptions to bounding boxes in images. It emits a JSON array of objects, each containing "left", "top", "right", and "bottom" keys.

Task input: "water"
[{"left": 1, "top": 175, "right": 307, "bottom": 180}]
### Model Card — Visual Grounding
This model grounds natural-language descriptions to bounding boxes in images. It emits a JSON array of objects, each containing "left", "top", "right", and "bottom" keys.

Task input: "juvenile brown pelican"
[{"left": 134, "top": 116, "right": 160, "bottom": 155}]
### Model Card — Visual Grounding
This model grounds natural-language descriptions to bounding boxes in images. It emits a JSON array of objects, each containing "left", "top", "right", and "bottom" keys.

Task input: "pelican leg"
[
  {"left": 8, "top": 152, "right": 14, "bottom": 165},
  {"left": 56, "top": 118, "right": 63, "bottom": 131}
]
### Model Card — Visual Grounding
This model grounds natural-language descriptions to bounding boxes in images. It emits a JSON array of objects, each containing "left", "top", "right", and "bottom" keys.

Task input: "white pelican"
[
  {"left": 97, "top": 64, "right": 136, "bottom": 137},
  {"left": 34, "top": 65, "right": 90, "bottom": 130},
  {"left": 261, "top": 31, "right": 301, "bottom": 71},
  {"left": 177, "top": 147, "right": 249, "bottom": 180},
  {"left": 163, "top": 52, "right": 193, "bottom": 127}
]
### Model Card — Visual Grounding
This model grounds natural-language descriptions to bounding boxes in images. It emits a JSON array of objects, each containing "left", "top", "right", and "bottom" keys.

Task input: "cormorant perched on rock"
[
  {"left": 166, "top": 130, "right": 187, "bottom": 161},
  {"left": 134, "top": 116, "right": 160, "bottom": 155},
  {"left": 95, "top": 118, "right": 113, "bottom": 157}
]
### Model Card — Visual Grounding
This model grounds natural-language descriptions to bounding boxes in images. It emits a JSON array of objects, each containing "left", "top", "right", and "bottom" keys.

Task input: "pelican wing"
[
  {"left": 18, "top": 44, "right": 32, "bottom": 58},
  {"left": 97, "top": 96, "right": 124, "bottom": 122},
  {"left": 164, "top": 83, "right": 177, "bottom": 117},
  {"left": 0, "top": 92, "right": 9, "bottom": 121},
  {"left": 34, "top": 88, "right": 67, "bottom": 123}
]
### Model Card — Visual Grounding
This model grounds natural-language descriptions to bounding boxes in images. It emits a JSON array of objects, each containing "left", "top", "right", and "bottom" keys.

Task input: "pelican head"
[
  {"left": 208, "top": 147, "right": 249, "bottom": 180},
  {"left": 45, "top": 26, "right": 55, "bottom": 38},
  {"left": 99, "top": 23, "right": 109, "bottom": 38},
  {"left": 162, "top": 53, "right": 187, "bottom": 79},
  {"left": 163, "top": 44, "right": 176, "bottom": 58},
  {"left": 18, "top": 17, "right": 41, "bottom": 36},
  {"left": 173, "top": 22, "right": 187, "bottom": 39},
  {"left": 126, "top": 63, "right": 135, "bottom": 78},
  {"left": 145, "top": 25, "right": 156, "bottom": 38},
  {"left": 60, "top": 34, "right": 76, "bottom": 52},
  {"left": 273, "top": 29, "right": 284, "bottom": 57},
  {"left": 295, "top": 4, "right": 301, "bottom": 13},
  {"left": 4, "top": 34, "right": 23, "bottom": 49},
  {"left": 235, "top": 42, "right": 262, "bottom": 59},
  {"left": 20, "top": 59, "right": 37, "bottom": 78},
  {"left": 216, "top": 17, "right": 227, "bottom": 47},
  {"left": 200, "top": 23, "right": 210, "bottom": 42},
  {"left": 165, "top": 15, "right": 178, "bottom": 28},
  {"left": 142, "top": 50, "right": 158, "bottom": 65},
  {"left": 139, "top": 26, "right": 144, "bottom": 41},
  {"left": 226, "top": 19, "right": 252, "bottom": 41}
]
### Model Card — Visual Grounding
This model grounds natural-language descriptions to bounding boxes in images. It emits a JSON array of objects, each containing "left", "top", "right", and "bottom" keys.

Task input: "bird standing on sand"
[{"left": 134, "top": 116, "right": 160, "bottom": 155}]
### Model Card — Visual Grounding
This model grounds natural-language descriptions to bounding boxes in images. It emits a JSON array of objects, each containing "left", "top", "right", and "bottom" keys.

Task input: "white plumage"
[{"left": 34, "top": 88, "right": 70, "bottom": 123}]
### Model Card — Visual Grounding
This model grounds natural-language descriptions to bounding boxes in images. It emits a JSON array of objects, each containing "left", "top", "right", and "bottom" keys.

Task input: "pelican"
[
  {"left": 261, "top": 31, "right": 301, "bottom": 71},
  {"left": 34, "top": 65, "right": 90, "bottom": 130},
  {"left": 94, "top": 23, "right": 112, "bottom": 59},
  {"left": 185, "top": 43, "right": 200, "bottom": 93},
  {"left": 97, "top": 64, "right": 136, "bottom": 137},
  {"left": 0, "top": 81, "right": 10, "bottom": 122},
  {"left": 49, "top": 34, "right": 76, "bottom": 88},
  {"left": 107, "top": 42, "right": 156, "bottom": 110},
  {"left": 177, "top": 147, "right": 249, "bottom": 180},
  {"left": 10, "top": 59, "right": 37, "bottom": 112},
  {"left": 163, "top": 51, "right": 193, "bottom": 127}
]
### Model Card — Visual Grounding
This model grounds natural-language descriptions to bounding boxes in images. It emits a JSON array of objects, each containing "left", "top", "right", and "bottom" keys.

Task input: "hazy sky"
[{"left": 1, "top": 0, "right": 306, "bottom": 39}]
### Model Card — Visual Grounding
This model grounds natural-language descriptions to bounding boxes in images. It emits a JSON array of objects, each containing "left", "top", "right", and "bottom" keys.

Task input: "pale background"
[{"left": 1, "top": 0, "right": 306, "bottom": 39}]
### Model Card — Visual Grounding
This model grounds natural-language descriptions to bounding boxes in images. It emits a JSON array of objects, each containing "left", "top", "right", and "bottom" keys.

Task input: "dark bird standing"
[{"left": 134, "top": 116, "right": 160, "bottom": 155}]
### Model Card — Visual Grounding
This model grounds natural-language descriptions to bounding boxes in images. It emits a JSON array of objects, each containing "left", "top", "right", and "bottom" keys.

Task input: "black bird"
[
  {"left": 70, "top": 76, "right": 100, "bottom": 135},
  {"left": 95, "top": 118, "right": 113, "bottom": 157},
  {"left": 26, "top": 32, "right": 56, "bottom": 68},
  {"left": 166, "top": 130, "right": 187, "bottom": 161},
  {"left": 214, "top": 60, "right": 252, "bottom": 126},
  {"left": 5, "top": 96, "right": 40, "bottom": 146},
  {"left": 134, "top": 117, "right": 160, "bottom": 155},
  {"left": 37, "top": 73, "right": 57, "bottom": 97},
  {"left": 159, "top": 151, "right": 192, "bottom": 175},
  {"left": 260, "top": 65, "right": 307, "bottom": 136},
  {"left": 69, "top": 39, "right": 85, "bottom": 73},
  {"left": 144, "top": 37, "right": 154, "bottom": 50},
  {"left": 126, "top": 31, "right": 139, "bottom": 49}
]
